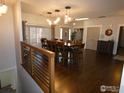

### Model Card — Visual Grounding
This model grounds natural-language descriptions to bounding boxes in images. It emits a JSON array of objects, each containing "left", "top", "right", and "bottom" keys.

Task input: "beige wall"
[
  {"left": 13, "top": 0, "right": 23, "bottom": 92},
  {"left": 55, "top": 26, "right": 61, "bottom": 39},
  {"left": 22, "top": 12, "right": 48, "bottom": 27},
  {"left": 0, "top": 5, "right": 17, "bottom": 89},
  {"left": 73, "top": 20, "right": 84, "bottom": 28},
  {"left": 83, "top": 16, "right": 124, "bottom": 54},
  {"left": 22, "top": 12, "right": 52, "bottom": 40},
  {"left": 15, "top": 2, "right": 44, "bottom": 93},
  {"left": 0, "top": 6, "right": 16, "bottom": 72}
]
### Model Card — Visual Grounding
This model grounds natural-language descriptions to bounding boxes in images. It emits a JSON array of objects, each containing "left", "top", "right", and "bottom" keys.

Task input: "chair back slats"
[{"left": 41, "top": 38, "right": 47, "bottom": 48}]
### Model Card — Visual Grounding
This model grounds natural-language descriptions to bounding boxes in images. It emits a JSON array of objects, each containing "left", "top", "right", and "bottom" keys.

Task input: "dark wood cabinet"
[{"left": 97, "top": 40, "right": 114, "bottom": 55}]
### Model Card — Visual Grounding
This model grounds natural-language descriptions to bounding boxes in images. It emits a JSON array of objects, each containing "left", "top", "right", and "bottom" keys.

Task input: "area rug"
[{"left": 113, "top": 55, "right": 124, "bottom": 62}]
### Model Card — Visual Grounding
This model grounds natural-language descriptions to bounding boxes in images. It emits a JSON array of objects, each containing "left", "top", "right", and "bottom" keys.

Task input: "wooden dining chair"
[
  {"left": 41, "top": 38, "right": 47, "bottom": 48},
  {"left": 72, "top": 43, "right": 85, "bottom": 64},
  {"left": 47, "top": 40, "right": 56, "bottom": 52},
  {"left": 56, "top": 41, "right": 67, "bottom": 64}
]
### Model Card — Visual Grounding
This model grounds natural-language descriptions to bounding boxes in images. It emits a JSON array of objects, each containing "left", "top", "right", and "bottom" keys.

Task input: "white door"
[{"left": 86, "top": 27, "right": 100, "bottom": 50}]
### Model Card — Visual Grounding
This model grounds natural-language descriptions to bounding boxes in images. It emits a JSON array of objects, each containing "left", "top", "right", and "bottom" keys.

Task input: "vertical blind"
[{"left": 25, "top": 25, "right": 51, "bottom": 43}]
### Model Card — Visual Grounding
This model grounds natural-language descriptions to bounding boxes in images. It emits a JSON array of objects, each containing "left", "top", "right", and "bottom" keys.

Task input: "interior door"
[{"left": 86, "top": 27, "right": 100, "bottom": 50}]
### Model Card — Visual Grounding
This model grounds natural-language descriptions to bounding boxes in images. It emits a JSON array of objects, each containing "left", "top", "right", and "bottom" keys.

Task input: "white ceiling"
[
  {"left": 21, "top": 0, "right": 124, "bottom": 18},
  {"left": 6, "top": 0, "right": 16, "bottom": 5}
]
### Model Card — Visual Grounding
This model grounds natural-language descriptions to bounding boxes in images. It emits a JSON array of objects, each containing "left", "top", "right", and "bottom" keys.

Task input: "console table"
[{"left": 97, "top": 40, "right": 114, "bottom": 55}]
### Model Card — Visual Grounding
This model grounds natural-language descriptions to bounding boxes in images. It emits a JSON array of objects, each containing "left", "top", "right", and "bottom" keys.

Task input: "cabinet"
[{"left": 97, "top": 40, "right": 114, "bottom": 55}]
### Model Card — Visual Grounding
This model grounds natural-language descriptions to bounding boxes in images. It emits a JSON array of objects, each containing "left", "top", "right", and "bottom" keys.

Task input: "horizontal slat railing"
[{"left": 21, "top": 42, "right": 55, "bottom": 93}]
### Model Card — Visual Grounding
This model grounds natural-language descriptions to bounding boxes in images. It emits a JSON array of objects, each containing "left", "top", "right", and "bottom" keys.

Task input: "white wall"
[
  {"left": 55, "top": 26, "right": 61, "bottom": 39},
  {"left": 14, "top": 1, "right": 44, "bottom": 93},
  {"left": 22, "top": 12, "right": 51, "bottom": 40},
  {"left": 119, "top": 65, "right": 124, "bottom": 93},
  {"left": 0, "top": 6, "right": 16, "bottom": 72},
  {"left": 0, "top": 5, "right": 17, "bottom": 89},
  {"left": 13, "top": 0, "right": 23, "bottom": 92},
  {"left": 73, "top": 20, "right": 84, "bottom": 28},
  {"left": 0, "top": 68, "right": 16, "bottom": 89},
  {"left": 22, "top": 12, "right": 48, "bottom": 27},
  {"left": 18, "top": 66, "right": 44, "bottom": 93},
  {"left": 83, "top": 16, "right": 124, "bottom": 54}
]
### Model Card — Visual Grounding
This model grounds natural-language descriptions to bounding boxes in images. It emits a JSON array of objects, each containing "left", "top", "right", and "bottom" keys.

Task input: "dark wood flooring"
[
  {"left": 55, "top": 50, "right": 124, "bottom": 93},
  {"left": 0, "top": 86, "right": 16, "bottom": 93},
  {"left": 118, "top": 48, "right": 124, "bottom": 56}
]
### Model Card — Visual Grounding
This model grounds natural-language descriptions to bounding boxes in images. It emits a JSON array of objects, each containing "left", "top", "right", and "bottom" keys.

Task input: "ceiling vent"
[{"left": 98, "top": 16, "right": 106, "bottom": 18}]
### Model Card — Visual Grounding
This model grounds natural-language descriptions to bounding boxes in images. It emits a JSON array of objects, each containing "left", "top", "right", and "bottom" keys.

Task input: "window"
[{"left": 25, "top": 25, "right": 51, "bottom": 43}]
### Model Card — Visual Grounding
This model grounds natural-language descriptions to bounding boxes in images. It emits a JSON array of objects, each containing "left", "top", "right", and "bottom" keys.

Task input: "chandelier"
[
  {"left": 0, "top": 0, "right": 8, "bottom": 16},
  {"left": 46, "top": 10, "right": 61, "bottom": 25},
  {"left": 64, "top": 6, "right": 72, "bottom": 24},
  {"left": 46, "top": 6, "right": 73, "bottom": 25}
]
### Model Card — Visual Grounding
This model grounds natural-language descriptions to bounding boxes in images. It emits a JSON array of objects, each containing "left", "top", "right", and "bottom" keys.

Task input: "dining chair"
[
  {"left": 73, "top": 43, "right": 85, "bottom": 64},
  {"left": 41, "top": 38, "right": 47, "bottom": 48},
  {"left": 56, "top": 41, "right": 67, "bottom": 65}
]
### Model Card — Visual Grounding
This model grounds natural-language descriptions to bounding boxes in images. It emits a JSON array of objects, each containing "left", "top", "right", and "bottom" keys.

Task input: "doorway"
[
  {"left": 71, "top": 28, "right": 83, "bottom": 42},
  {"left": 62, "top": 28, "right": 69, "bottom": 41},
  {"left": 86, "top": 27, "right": 100, "bottom": 50},
  {"left": 117, "top": 26, "right": 124, "bottom": 56}
]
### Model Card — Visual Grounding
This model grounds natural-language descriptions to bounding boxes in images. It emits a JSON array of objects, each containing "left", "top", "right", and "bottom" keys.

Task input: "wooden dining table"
[{"left": 46, "top": 40, "right": 85, "bottom": 64}]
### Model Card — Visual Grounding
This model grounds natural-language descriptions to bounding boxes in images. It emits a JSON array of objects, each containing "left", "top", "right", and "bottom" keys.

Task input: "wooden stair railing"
[{"left": 21, "top": 42, "right": 55, "bottom": 93}]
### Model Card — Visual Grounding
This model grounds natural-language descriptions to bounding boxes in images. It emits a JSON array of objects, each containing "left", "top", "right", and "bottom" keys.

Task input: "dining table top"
[{"left": 52, "top": 40, "right": 84, "bottom": 47}]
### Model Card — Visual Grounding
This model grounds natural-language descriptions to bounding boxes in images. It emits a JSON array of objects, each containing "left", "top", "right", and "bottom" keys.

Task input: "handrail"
[{"left": 21, "top": 41, "right": 55, "bottom": 93}]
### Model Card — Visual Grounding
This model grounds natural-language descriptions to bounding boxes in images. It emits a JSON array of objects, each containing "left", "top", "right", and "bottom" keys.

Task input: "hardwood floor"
[
  {"left": 0, "top": 86, "right": 16, "bottom": 93},
  {"left": 118, "top": 48, "right": 124, "bottom": 56},
  {"left": 55, "top": 50, "right": 124, "bottom": 93}
]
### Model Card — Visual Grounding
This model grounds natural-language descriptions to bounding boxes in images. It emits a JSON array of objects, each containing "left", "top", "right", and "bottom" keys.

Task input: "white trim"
[
  {"left": 119, "top": 65, "right": 124, "bottom": 93},
  {"left": 85, "top": 25, "right": 102, "bottom": 28},
  {"left": 60, "top": 28, "right": 63, "bottom": 39},
  {"left": 69, "top": 29, "right": 71, "bottom": 40},
  {"left": 0, "top": 66, "right": 16, "bottom": 73}
]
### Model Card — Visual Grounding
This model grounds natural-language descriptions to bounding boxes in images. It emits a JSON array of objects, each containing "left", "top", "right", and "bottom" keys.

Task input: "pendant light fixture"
[
  {"left": 46, "top": 9, "right": 61, "bottom": 25},
  {"left": 64, "top": 6, "right": 72, "bottom": 24},
  {"left": 0, "top": 0, "right": 8, "bottom": 16}
]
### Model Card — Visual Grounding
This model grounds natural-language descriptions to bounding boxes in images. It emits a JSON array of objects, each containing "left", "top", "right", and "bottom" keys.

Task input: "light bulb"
[
  {"left": 54, "top": 17, "right": 60, "bottom": 24},
  {"left": 0, "top": 4, "right": 8, "bottom": 14},
  {"left": 46, "top": 19, "right": 52, "bottom": 25}
]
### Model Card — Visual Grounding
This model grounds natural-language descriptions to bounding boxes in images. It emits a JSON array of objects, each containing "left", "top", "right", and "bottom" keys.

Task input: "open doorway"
[
  {"left": 71, "top": 28, "right": 83, "bottom": 42},
  {"left": 86, "top": 27, "right": 100, "bottom": 50},
  {"left": 117, "top": 26, "right": 124, "bottom": 56},
  {"left": 62, "top": 27, "right": 69, "bottom": 41}
]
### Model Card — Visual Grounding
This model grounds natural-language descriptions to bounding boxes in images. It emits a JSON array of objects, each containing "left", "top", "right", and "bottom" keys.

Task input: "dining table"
[{"left": 47, "top": 40, "right": 85, "bottom": 64}]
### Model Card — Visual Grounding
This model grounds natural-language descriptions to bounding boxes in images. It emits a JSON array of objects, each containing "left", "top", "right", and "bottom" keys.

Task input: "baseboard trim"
[{"left": 0, "top": 67, "right": 16, "bottom": 73}]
